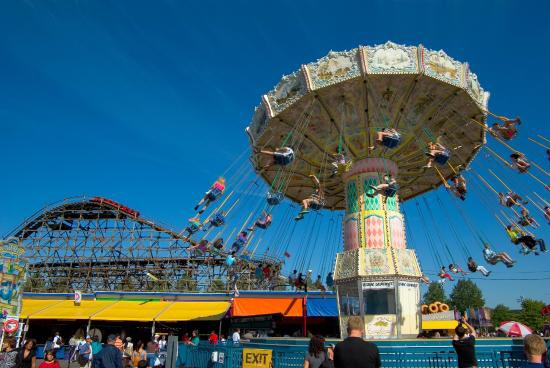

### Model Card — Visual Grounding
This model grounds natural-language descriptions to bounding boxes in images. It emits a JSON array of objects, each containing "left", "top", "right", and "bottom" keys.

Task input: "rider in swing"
[
  {"left": 248, "top": 210, "right": 273, "bottom": 232},
  {"left": 194, "top": 177, "right": 226, "bottom": 214},
  {"left": 295, "top": 175, "right": 324, "bottom": 221}
]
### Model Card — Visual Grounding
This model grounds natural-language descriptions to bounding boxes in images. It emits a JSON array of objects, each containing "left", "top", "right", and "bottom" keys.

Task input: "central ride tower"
[{"left": 335, "top": 158, "right": 421, "bottom": 339}]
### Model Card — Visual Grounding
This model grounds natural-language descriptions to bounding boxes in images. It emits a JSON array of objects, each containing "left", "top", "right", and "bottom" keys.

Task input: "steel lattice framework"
[{"left": 6, "top": 197, "right": 282, "bottom": 293}]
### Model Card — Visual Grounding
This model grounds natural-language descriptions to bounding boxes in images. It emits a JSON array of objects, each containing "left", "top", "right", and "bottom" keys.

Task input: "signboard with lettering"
[
  {"left": 0, "top": 238, "right": 27, "bottom": 319},
  {"left": 242, "top": 348, "right": 272, "bottom": 368},
  {"left": 362, "top": 281, "right": 394, "bottom": 290}
]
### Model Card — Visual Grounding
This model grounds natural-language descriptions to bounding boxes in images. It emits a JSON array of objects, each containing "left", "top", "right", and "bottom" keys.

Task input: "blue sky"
[{"left": 0, "top": 0, "right": 548, "bottom": 308}]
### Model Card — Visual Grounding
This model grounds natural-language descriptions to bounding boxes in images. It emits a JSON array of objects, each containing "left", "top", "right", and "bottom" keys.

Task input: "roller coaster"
[{"left": 6, "top": 196, "right": 282, "bottom": 293}]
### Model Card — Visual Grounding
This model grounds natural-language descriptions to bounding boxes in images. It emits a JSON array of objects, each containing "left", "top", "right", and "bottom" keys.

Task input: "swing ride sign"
[{"left": 0, "top": 238, "right": 27, "bottom": 320}]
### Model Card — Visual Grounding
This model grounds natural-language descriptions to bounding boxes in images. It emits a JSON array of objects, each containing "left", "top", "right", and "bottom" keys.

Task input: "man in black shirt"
[
  {"left": 452, "top": 316, "right": 478, "bottom": 368},
  {"left": 334, "top": 316, "right": 381, "bottom": 368}
]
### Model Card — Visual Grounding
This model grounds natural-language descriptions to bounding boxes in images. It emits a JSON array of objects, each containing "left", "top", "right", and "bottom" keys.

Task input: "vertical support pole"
[
  {"left": 86, "top": 319, "right": 91, "bottom": 335},
  {"left": 218, "top": 319, "right": 222, "bottom": 340},
  {"left": 395, "top": 278, "right": 401, "bottom": 338},
  {"left": 21, "top": 318, "right": 30, "bottom": 345},
  {"left": 151, "top": 321, "right": 156, "bottom": 338},
  {"left": 302, "top": 296, "right": 307, "bottom": 337},
  {"left": 357, "top": 279, "right": 365, "bottom": 338}
]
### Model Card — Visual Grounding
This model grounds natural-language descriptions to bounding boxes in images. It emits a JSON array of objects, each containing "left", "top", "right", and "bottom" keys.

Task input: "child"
[
  {"left": 488, "top": 116, "right": 520, "bottom": 141},
  {"left": 439, "top": 266, "right": 454, "bottom": 282},
  {"left": 449, "top": 174, "right": 467, "bottom": 201},
  {"left": 467, "top": 257, "right": 491, "bottom": 277},
  {"left": 314, "top": 275, "right": 326, "bottom": 292},
  {"left": 424, "top": 140, "right": 450, "bottom": 168},
  {"left": 194, "top": 177, "right": 226, "bottom": 214},
  {"left": 449, "top": 263, "right": 468, "bottom": 277},
  {"left": 182, "top": 216, "right": 201, "bottom": 236},
  {"left": 510, "top": 152, "right": 531, "bottom": 173},
  {"left": 523, "top": 334, "right": 547, "bottom": 368},
  {"left": 330, "top": 153, "right": 352, "bottom": 176},
  {"left": 367, "top": 175, "right": 399, "bottom": 198},
  {"left": 518, "top": 208, "right": 540, "bottom": 229},
  {"left": 248, "top": 211, "right": 273, "bottom": 231},
  {"left": 39, "top": 351, "right": 61, "bottom": 368},
  {"left": 230, "top": 231, "right": 248, "bottom": 253},
  {"left": 295, "top": 175, "right": 324, "bottom": 221},
  {"left": 369, "top": 128, "right": 401, "bottom": 150}
]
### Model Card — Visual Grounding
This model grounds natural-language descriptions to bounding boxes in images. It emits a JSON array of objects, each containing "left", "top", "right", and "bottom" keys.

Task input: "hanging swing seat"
[
  {"left": 382, "top": 134, "right": 401, "bottom": 148},
  {"left": 273, "top": 149, "right": 295, "bottom": 166},
  {"left": 186, "top": 223, "right": 200, "bottom": 235},
  {"left": 434, "top": 150, "right": 451, "bottom": 165},
  {"left": 210, "top": 213, "right": 225, "bottom": 227},
  {"left": 384, "top": 184, "right": 399, "bottom": 197},
  {"left": 267, "top": 191, "right": 284, "bottom": 205},
  {"left": 206, "top": 187, "right": 223, "bottom": 201},
  {"left": 309, "top": 198, "right": 326, "bottom": 211}
]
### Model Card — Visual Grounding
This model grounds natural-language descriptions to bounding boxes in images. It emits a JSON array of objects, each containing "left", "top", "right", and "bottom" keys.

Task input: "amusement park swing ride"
[{"left": 5, "top": 41, "right": 549, "bottom": 339}]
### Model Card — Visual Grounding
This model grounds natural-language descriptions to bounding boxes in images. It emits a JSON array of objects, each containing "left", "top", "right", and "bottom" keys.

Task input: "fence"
[{"left": 177, "top": 342, "right": 528, "bottom": 368}]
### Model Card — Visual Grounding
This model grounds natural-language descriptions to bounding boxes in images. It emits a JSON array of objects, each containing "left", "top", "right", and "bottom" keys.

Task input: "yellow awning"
[
  {"left": 25, "top": 300, "right": 116, "bottom": 320},
  {"left": 21, "top": 299, "right": 230, "bottom": 322},
  {"left": 91, "top": 301, "right": 169, "bottom": 322},
  {"left": 21, "top": 299, "right": 64, "bottom": 319},
  {"left": 156, "top": 302, "right": 229, "bottom": 321},
  {"left": 422, "top": 320, "right": 459, "bottom": 330}
]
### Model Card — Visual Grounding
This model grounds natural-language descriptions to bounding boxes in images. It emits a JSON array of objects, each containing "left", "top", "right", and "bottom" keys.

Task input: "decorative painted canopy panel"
[{"left": 247, "top": 42, "right": 489, "bottom": 209}]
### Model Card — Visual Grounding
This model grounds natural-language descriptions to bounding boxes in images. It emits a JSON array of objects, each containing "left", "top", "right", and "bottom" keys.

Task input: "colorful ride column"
[{"left": 334, "top": 158, "right": 422, "bottom": 339}]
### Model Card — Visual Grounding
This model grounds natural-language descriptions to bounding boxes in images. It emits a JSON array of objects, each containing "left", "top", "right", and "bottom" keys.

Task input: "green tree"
[
  {"left": 491, "top": 304, "right": 519, "bottom": 328},
  {"left": 449, "top": 279, "right": 484, "bottom": 312},
  {"left": 519, "top": 298, "right": 545, "bottom": 331},
  {"left": 423, "top": 282, "right": 448, "bottom": 305}
]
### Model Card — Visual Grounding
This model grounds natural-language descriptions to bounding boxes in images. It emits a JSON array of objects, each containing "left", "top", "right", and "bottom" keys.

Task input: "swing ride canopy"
[{"left": 247, "top": 41, "right": 490, "bottom": 209}]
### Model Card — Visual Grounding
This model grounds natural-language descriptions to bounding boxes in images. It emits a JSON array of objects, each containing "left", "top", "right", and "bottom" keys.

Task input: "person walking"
[
  {"left": 333, "top": 316, "right": 380, "bottom": 368},
  {"left": 303, "top": 335, "right": 326, "bottom": 368},
  {"left": 38, "top": 351, "right": 61, "bottom": 368},
  {"left": 452, "top": 316, "right": 477, "bottom": 368},
  {"left": 52, "top": 333, "right": 63, "bottom": 356},
  {"left": 92, "top": 335, "right": 122, "bottom": 368}
]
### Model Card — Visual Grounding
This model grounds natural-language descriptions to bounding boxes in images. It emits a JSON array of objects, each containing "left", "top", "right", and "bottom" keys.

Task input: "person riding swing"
[
  {"left": 367, "top": 175, "right": 399, "bottom": 198},
  {"left": 295, "top": 175, "right": 324, "bottom": 221},
  {"left": 424, "top": 140, "right": 450, "bottom": 168},
  {"left": 369, "top": 128, "right": 401, "bottom": 150},
  {"left": 194, "top": 177, "right": 226, "bottom": 214}
]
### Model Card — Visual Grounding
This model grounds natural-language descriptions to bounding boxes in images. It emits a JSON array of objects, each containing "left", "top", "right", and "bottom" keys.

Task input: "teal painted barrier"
[{"left": 177, "top": 339, "right": 530, "bottom": 368}]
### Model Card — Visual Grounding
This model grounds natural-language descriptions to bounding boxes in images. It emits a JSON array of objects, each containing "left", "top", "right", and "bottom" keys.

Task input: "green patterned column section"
[
  {"left": 363, "top": 176, "right": 381, "bottom": 211},
  {"left": 386, "top": 196, "right": 398, "bottom": 211},
  {"left": 346, "top": 180, "right": 359, "bottom": 214}
]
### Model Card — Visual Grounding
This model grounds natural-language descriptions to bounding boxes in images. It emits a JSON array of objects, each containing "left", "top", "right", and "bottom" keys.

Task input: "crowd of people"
[{"left": 0, "top": 333, "right": 170, "bottom": 368}]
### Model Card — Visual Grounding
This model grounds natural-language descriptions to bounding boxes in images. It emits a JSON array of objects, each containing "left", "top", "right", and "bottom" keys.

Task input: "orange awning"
[{"left": 232, "top": 298, "right": 303, "bottom": 317}]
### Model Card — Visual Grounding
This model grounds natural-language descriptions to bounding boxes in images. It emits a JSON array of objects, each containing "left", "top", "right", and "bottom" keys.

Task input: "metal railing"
[{"left": 178, "top": 343, "right": 527, "bottom": 368}]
